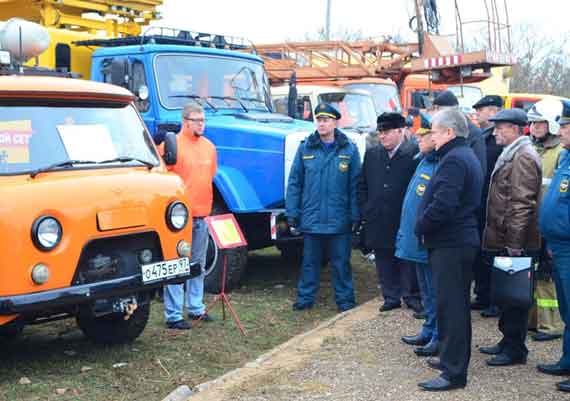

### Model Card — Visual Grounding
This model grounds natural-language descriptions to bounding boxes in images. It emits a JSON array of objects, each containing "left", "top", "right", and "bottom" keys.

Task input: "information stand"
[{"left": 194, "top": 214, "right": 247, "bottom": 335}]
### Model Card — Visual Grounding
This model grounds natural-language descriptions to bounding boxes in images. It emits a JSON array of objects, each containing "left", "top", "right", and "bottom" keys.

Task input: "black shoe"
[
  {"left": 537, "top": 363, "right": 570, "bottom": 376},
  {"left": 486, "top": 353, "right": 527, "bottom": 366},
  {"left": 532, "top": 331, "right": 562, "bottom": 342},
  {"left": 166, "top": 319, "right": 191, "bottom": 330},
  {"left": 418, "top": 376, "right": 465, "bottom": 391},
  {"left": 427, "top": 357, "right": 444, "bottom": 371},
  {"left": 414, "top": 341, "right": 439, "bottom": 357},
  {"left": 470, "top": 301, "right": 489, "bottom": 310},
  {"left": 481, "top": 306, "right": 500, "bottom": 318},
  {"left": 292, "top": 302, "right": 314, "bottom": 311},
  {"left": 379, "top": 302, "right": 401, "bottom": 312},
  {"left": 413, "top": 311, "right": 427, "bottom": 320},
  {"left": 406, "top": 301, "right": 424, "bottom": 314},
  {"left": 188, "top": 313, "right": 214, "bottom": 322},
  {"left": 557, "top": 379, "right": 570, "bottom": 392},
  {"left": 401, "top": 334, "right": 430, "bottom": 346},
  {"left": 479, "top": 344, "right": 503, "bottom": 355}
]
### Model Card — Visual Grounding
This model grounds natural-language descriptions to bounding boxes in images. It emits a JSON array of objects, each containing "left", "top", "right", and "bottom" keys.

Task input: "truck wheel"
[
  {"left": 0, "top": 322, "right": 23, "bottom": 341},
  {"left": 204, "top": 202, "right": 248, "bottom": 294},
  {"left": 76, "top": 302, "right": 150, "bottom": 345}
]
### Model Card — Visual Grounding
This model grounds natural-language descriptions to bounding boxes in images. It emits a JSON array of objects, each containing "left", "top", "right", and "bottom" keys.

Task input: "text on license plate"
[{"left": 141, "top": 257, "right": 190, "bottom": 284}]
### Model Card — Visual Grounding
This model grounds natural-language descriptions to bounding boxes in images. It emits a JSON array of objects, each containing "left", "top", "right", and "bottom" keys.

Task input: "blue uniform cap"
[{"left": 314, "top": 103, "right": 341, "bottom": 120}]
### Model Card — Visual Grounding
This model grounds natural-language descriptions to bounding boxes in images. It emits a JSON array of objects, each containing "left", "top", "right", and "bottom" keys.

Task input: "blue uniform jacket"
[
  {"left": 286, "top": 129, "right": 361, "bottom": 234},
  {"left": 540, "top": 149, "right": 570, "bottom": 244},
  {"left": 395, "top": 151, "right": 437, "bottom": 263}
]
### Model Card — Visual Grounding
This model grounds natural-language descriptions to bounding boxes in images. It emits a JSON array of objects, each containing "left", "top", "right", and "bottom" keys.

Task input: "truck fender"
[{"left": 214, "top": 166, "right": 264, "bottom": 212}]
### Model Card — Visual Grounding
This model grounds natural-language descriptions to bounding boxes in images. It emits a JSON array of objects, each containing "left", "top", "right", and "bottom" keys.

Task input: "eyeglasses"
[{"left": 184, "top": 117, "right": 205, "bottom": 124}]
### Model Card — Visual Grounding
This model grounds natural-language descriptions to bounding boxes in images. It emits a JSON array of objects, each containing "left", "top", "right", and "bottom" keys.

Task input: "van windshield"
[
  {"left": 154, "top": 54, "right": 272, "bottom": 112},
  {"left": 319, "top": 92, "right": 377, "bottom": 134},
  {"left": 0, "top": 103, "right": 159, "bottom": 175},
  {"left": 447, "top": 85, "right": 483, "bottom": 111},
  {"left": 342, "top": 83, "right": 402, "bottom": 114}
]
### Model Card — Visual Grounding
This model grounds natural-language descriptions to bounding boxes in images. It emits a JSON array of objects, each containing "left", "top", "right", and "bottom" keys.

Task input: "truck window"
[
  {"left": 0, "top": 103, "right": 158, "bottom": 175},
  {"left": 273, "top": 97, "right": 288, "bottom": 114},
  {"left": 131, "top": 61, "right": 150, "bottom": 113},
  {"left": 319, "top": 93, "right": 376, "bottom": 133},
  {"left": 154, "top": 54, "right": 271, "bottom": 112},
  {"left": 447, "top": 86, "right": 483, "bottom": 110},
  {"left": 55, "top": 43, "right": 71, "bottom": 72}
]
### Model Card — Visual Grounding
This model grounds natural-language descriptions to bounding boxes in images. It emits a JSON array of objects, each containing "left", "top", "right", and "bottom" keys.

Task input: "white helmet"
[{"left": 527, "top": 98, "right": 565, "bottom": 135}]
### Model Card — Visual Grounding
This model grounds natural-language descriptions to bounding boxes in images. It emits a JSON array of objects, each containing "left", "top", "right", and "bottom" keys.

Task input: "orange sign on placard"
[{"left": 205, "top": 214, "right": 247, "bottom": 249}]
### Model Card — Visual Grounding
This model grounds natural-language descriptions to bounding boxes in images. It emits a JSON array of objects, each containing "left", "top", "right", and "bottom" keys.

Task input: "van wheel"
[
  {"left": 204, "top": 201, "right": 248, "bottom": 294},
  {"left": 76, "top": 302, "right": 150, "bottom": 345}
]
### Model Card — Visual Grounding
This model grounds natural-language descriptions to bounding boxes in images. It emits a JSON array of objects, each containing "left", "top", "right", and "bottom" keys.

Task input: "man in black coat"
[
  {"left": 415, "top": 108, "right": 483, "bottom": 391},
  {"left": 358, "top": 112, "right": 421, "bottom": 313},
  {"left": 471, "top": 95, "right": 504, "bottom": 317}
]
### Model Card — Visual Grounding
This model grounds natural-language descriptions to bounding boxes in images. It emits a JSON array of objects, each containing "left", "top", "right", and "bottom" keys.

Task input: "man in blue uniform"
[
  {"left": 396, "top": 115, "right": 439, "bottom": 357},
  {"left": 537, "top": 100, "right": 570, "bottom": 393},
  {"left": 286, "top": 103, "right": 361, "bottom": 312}
]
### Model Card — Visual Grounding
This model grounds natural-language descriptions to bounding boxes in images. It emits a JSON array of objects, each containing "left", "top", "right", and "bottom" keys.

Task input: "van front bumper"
[{"left": 0, "top": 263, "right": 198, "bottom": 315}]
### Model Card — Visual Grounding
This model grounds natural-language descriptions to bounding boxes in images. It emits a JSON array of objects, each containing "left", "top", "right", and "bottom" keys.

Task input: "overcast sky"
[{"left": 154, "top": 0, "right": 568, "bottom": 46}]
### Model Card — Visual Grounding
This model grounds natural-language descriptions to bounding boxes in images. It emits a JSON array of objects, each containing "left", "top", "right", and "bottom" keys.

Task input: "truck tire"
[
  {"left": 0, "top": 322, "right": 23, "bottom": 341},
  {"left": 203, "top": 201, "right": 248, "bottom": 294},
  {"left": 76, "top": 301, "right": 150, "bottom": 345}
]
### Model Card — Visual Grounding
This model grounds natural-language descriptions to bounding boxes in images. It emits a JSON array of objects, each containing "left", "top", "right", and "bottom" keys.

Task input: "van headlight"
[
  {"left": 166, "top": 202, "right": 189, "bottom": 231},
  {"left": 32, "top": 216, "right": 62, "bottom": 251}
]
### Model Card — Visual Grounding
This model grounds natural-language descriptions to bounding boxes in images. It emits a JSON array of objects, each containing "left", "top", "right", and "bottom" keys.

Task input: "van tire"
[
  {"left": 76, "top": 302, "right": 150, "bottom": 345},
  {"left": 203, "top": 201, "right": 248, "bottom": 294}
]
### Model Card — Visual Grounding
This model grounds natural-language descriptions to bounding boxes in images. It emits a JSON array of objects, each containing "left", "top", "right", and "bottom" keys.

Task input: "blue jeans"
[
  {"left": 164, "top": 218, "right": 209, "bottom": 322},
  {"left": 416, "top": 262, "right": 438, "bottom": 342},
  {"left": 549, "top": 243, "right": 570, "bottom": 368},
  {"left": 297, "top": 233, "right": 355, "bottom": 309}
]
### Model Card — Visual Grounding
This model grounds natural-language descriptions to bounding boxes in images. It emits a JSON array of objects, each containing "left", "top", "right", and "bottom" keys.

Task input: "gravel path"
[{"left": 189, "top": 299, "right": 565, "bottom": 401}]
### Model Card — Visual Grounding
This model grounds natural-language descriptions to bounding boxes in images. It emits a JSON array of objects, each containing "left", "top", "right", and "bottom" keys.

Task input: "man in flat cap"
[
  {"left": 471, "top": 95, "right": 504, "bottom": 318},
  {"left": 286, "top": 103, "right": 361, "bottom": 312},
  {"left": 358, "top": 112, "right": 421, "bottom": 314}
]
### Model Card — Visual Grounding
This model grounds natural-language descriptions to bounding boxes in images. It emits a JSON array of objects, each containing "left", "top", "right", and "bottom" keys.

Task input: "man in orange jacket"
[{"left": 162, "top": 104, "right": 217, "bottom": 330}]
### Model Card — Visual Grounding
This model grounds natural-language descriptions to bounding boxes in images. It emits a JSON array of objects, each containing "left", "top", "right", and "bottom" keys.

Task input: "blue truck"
[{"left": 77, "top": 30, "right": 316, "bottom": 292}]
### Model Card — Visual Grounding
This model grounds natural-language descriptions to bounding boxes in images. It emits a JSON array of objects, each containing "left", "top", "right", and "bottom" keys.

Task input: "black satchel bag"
[{"left": 490, "top": 256, "right": 534, "bottom": 309}]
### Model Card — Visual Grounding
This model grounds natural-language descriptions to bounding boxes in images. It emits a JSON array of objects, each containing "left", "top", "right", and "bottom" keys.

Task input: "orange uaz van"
[{"left": 0, "top": 75, "right": 196, "bottom": 344}]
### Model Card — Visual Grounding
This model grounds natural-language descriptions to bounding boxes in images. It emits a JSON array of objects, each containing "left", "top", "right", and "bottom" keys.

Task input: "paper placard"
[
  {"left": 57, "top": 124, "right": 117, "bottom": 162},
  {"left": 205, "top": 214, "right": 247, "bottom": 249},
  {"left": 0, "top": 120, "right": 32, "bottom": 163}
]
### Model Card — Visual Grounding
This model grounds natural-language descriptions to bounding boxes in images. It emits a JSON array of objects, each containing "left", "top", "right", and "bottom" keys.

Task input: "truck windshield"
[
  {"left": 343, "top": 83, "right": 402, "bottom": 114},
  {"left": 0, "top": 103, "right": 159, "bottom": 175},
  {"left": 155, "top": 54, "right": 271, "bottom": 112},
  {"left": 319, "top": 92, "right": 377, "bottom": 133}
]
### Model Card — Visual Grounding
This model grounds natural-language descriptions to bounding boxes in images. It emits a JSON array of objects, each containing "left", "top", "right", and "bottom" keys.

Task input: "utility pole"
[
  {"left": 414, "top": 0, "right": 425, "bottom": 54},
  {"left": 325, "top": 0, "right": 331, "bottom": 40}
]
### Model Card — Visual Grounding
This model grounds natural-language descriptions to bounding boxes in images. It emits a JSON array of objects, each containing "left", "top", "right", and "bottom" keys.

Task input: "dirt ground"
[{"left": 188, "top": 300, "right": 566, "bottom": 401}]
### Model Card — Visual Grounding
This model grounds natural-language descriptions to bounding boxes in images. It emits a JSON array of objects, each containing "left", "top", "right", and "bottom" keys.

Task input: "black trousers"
[
  {"left": 473, "top": 251, "right": 492, "bottom": 305},
  {"left": 497, "top": 306, "right": 529, "bottom": 359},
  {"left": 430, "top": 247, "right": 477, "bottom": 384},
  {"left": 374, "top": 248, "right": 420, "bottom": 306}
]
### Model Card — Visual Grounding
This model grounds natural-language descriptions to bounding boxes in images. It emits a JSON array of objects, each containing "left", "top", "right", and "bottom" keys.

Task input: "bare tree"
[{"left": 509, "top": 23, "right": 570, "bottom": 96}]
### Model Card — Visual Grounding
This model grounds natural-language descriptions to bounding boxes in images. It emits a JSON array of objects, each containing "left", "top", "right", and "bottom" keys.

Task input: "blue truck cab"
[{"left": 82, "top": 32, "right": 314, "bottom": 291}]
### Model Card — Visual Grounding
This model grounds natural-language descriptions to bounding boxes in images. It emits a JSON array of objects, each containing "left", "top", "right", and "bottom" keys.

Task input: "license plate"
[{"left": 141, "top": 257, "right": 190, "bottom": 284}]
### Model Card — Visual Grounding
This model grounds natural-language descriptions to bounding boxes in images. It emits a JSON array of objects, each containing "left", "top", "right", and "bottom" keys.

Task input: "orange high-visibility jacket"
[{"left": 161, "top": 133, "right": 217, "bottom": 217}]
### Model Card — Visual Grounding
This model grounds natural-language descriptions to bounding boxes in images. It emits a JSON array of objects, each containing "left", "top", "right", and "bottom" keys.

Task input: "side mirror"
[{"left": 163, "top": 132, "right": 178, "bottom": 166}]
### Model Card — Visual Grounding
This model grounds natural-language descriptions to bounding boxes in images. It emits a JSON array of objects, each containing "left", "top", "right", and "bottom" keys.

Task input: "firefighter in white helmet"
[{"left": 527, "top": 98, "right": 565, "bottom": 342}]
